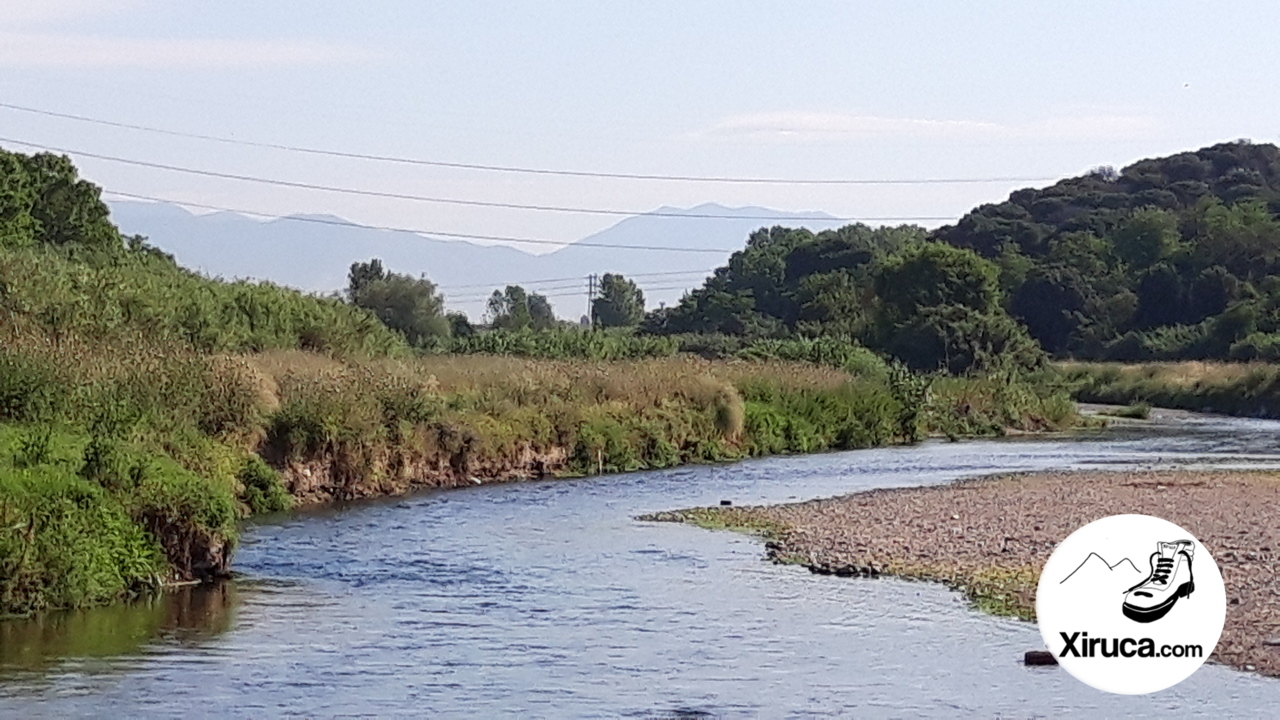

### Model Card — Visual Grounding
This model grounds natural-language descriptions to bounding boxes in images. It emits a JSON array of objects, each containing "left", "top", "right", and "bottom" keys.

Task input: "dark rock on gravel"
[{"left": 1024, "top": 650, "right": 1058, "bottom": 666}]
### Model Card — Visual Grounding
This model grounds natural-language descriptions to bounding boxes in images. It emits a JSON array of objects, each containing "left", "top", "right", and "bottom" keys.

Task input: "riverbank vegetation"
[
  {"left": 0, "top": 147, "right": 1081, "bottom": 616},
  {"left": 16, "top": 139, "right": 1280, "bottom": 615},
  {"left": 1063, "top": 361, "right": 1280, "bottom": 418}
]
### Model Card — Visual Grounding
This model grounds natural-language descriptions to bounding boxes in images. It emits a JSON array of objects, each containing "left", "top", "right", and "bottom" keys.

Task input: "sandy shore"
[{"left": 652, "top": 470, "right": 1280, "bottom": 676}]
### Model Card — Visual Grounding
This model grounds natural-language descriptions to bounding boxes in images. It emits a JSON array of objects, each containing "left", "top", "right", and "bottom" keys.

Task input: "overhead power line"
[
  {"left": 436, "top": 269, "right": 709, "bottom": 291},
  {"left": 3, "top": 136, "right": 961, "bottom": 223},
  {"left": 444, "top": 276, "right": 708, "bottom": 302},
  {"left": 0, "top": 101, "right": 1058, "bottom": 187},
  {"left": 103, "top": 190, "right": 737, "bottom": 253}
]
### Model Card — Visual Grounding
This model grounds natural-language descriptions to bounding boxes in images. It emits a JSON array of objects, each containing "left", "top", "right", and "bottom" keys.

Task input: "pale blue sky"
[{"left": 2, "top": 1, "right": 1277, "bottom": 250}]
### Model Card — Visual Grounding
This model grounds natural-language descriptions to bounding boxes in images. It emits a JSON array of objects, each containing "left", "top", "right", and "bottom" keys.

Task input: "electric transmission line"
[{"left": 0, "top": 101, "right": 1058, "bottom": 186}]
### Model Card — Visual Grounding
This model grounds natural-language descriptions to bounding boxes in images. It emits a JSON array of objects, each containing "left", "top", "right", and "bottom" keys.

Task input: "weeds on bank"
[
  {"left": 1063, "top": 361, "right": 1280, "bottom": 417},
  {"left": 0, "top": 337, "right": 1074, "bottom": 615}
]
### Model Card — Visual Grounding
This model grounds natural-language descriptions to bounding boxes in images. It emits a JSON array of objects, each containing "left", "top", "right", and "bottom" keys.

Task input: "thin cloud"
[
  {"left": 0, "top": 31, "right": 377, "bottom": 68},
  {"left": 695, "top": 111, "right": 1160, "bottom": 143}
]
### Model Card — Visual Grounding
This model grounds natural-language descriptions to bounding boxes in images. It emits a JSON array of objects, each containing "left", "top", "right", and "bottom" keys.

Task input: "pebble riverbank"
[{"left": 653, "top": 469, "right": 1280, "bottom": 677}]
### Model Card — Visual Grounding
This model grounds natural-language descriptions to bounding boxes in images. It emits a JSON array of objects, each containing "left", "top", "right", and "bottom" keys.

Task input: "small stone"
[
  {"left": 1024, "top": 650, "right": 1058, "bottom": 666},
  {"left": 1247, "top": 664, "right": 1257, "bottom": 672},
  {"left": 951, "top": 514, "right": 960, "bottom": 520}
]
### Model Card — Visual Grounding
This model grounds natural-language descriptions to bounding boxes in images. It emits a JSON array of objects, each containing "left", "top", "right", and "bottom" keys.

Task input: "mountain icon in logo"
[{"left": 1059, "top": 552, "right": 1144, "bottom": 587}]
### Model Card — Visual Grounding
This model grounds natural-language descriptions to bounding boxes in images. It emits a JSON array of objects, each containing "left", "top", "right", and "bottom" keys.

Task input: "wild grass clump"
[
  {"left": 925, "top": 372, "right": 1076, "bottom": 439},
  {"left": 1063, "top": 361, "right": 1280, "bottom": 418},
  {"left": 0, "top": 466, "right": 165, "bottom": 615},
  {"left": 237, "top": 456, "right": 291, "bottom": 515},
  {"left": 0, "top": 422, "right": 239, "bottom": 613}
]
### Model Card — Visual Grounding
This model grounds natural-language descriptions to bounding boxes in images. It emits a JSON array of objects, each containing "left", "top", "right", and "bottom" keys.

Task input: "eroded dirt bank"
[
  {"left": 653, "top": 470, "right": 1280, "bottom": 676},
  {"left": 274, "top": 444, "right": 569, "bottom": 506}
]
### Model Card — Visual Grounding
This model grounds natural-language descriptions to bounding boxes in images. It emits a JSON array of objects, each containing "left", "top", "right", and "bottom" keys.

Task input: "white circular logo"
[{"left": 1036, "top": 514, "right": 1225, "bottom": 694}]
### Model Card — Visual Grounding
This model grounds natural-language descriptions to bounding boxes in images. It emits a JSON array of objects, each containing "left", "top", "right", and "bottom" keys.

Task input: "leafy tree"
[
  {"left": 446, "top": 312, "right": 475, "bottom": 337},
  {"left": 347, "top": 259, "right": 449, "bottom": 345},
  {"left": 0, "top": 149, "right": 119, "bottom": 251},
  {"left": 487, "top": 285, "right": 556, "bottom": 331},
  {"left": 20, "top": 152, "right": 118, "bottom": 250},
  {"left": 1009, "top": 265, "right": 1090, "bottom": 354},
  {"left": 874, "top": 242, "right": 1002, "bottom": 321},
  {"left": 882, "top": 303, "right": 1044, "bottom": 374},
  {"left": 347, "top": 258, "right": 387, "bottom": 300},
  {"left": 870, "top": 243, "right": 1040, "bottom": 373},
  {"left": 591, "top": 273, "right": 645, "bottom": 328},
  {"left": 1111, "top": 207, "right": 1183, "bottom": 271},
  {"left": 1133, "top": 263, "right": 1185, "bottom": 329},
  {"left": 1197, "top": 199, "right": 1280, "bottom": 279}
]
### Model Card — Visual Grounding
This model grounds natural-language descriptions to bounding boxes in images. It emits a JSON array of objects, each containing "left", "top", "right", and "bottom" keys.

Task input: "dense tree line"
[
  {"left": 635, "top": 141, "right": 1280, "bottom": 366},
  {"left": 938, "top": 140, "right": 1280, "bottom": 360}
]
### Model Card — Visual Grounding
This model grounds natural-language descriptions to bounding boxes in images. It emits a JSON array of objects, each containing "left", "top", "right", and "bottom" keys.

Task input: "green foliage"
[
  {"left": 937, "top": 141, "right": 1280, "bottom": 359},
  {"left": 237, "top": 456, "right": 291, "bottom": 515},
  {"left": 647, "top": 224, "right": 927, "bottom": 339},
  {"left": 1112, "top": 208, "right": 1184, "bottom": 270},
  {"left": 875, "top": 242, "right": 1002, "bottom": 319},
  {"left": 0, "top": 466, "right": 164, "bottom": 615},
  {"left": 486, "top": 285, "right": 557, "bottom": 331},
  {"left": 1064, "top": 361, "right": 1280, "bottom": 418},
  {"left": 0, "top": 150, "right": 117, "bottom": 252},
  {"left": 0, "top": 241, "right": 404, "bottom": 355},
  {"left": 0, "top": 350, "right": 67, "bottom": 423},
  {"left": 347, "top": 258, "right": 451, "bottom": 346},
  {"left": 591, "top": 273, "right": 645, "bottom": 328}
]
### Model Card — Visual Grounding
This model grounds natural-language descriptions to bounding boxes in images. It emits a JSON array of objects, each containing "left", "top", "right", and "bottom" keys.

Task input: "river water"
[{"left": 4, "top": 412, "right": 1280, "bottom": 718}]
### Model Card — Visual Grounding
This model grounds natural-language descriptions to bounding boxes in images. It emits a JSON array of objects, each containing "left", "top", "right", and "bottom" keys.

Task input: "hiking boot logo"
[
  {"left": 1037, "top": 515, "right": 1225, "bottom": 695},
  {"left": 1121, "top": 540, "right": 1195, "bottom": 624}
]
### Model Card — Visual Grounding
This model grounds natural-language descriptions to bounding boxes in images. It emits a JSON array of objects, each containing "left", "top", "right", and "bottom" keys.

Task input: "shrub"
[{"left": 238, "top": 455, "right": 291, "bottom": 515}]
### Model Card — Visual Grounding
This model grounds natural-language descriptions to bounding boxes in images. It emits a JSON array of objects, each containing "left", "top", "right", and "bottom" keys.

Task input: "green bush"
[
  {"left": 0, "top": 466, "right": 164, "bottom": 615},
  {"left": 238, "top": 455, "right": 291, "bottom": 515},
  {"left": 0, "top": 351, "right": 66, "bottom": 423}
]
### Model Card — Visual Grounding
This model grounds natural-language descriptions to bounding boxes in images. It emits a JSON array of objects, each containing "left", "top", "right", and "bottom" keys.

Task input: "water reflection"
[{"left": 0, "top": 582, "right": 237, "bottom": 672}]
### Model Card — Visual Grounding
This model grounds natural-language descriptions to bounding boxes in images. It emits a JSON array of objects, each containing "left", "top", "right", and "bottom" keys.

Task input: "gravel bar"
[{"left": 659, "top": 470, "right": 1280, "bottom": 677}]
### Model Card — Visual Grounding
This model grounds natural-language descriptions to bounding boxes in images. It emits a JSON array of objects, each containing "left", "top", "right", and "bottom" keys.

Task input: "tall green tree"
[
  {"left": 591, "top": 273, "right": 645, "bottom": 328},
  {"left": 872, "top": 243, "right": 1041, "bottom": 372},
  {"left": 0, "top": 149, "right": 119, "bottom": 251},
  {"left": 487, "top": 285, "right": 557, "bottom": 330},
  {"left": 347, "top": 258, "right": 449, "bottom": 345}
]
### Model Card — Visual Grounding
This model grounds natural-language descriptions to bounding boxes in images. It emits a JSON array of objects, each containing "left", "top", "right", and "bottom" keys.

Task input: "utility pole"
[{"left": 586, "top": 273, "right": 598, "bottom": 328}]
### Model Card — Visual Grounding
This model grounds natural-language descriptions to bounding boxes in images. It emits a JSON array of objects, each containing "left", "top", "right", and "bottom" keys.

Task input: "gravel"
[{"left": 679, "top": 469, "right": 1280, "bottom": 677}]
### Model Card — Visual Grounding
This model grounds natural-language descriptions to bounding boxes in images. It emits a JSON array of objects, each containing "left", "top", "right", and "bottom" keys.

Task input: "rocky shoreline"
[{"left": 651, "top": 469, "right": 1280, "bottom": 677}]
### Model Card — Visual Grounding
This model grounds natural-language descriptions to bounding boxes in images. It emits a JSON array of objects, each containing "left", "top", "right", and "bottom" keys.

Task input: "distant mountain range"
[{"left": 107, "top": 201, "right": 843, "bottom": 320}]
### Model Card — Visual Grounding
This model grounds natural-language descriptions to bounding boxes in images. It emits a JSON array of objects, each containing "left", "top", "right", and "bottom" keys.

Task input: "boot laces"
[{"left": 1150, "top": 557, "right": 1174, "bottom": 585}]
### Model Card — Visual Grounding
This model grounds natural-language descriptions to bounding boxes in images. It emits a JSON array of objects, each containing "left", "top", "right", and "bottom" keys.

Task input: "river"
[{"left": 3, "top": 412, "right": 1280, "bottom": 718}]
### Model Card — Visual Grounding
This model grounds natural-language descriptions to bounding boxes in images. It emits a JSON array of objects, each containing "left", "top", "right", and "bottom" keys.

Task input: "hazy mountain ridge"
[{"left": 108, "top": 200, "right": 843, "bottom": 319}]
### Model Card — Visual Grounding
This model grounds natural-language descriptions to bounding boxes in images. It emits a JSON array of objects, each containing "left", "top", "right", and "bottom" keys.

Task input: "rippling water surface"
[{"left": 4, "top": 413, "right": 1280, "bottom": 718}]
